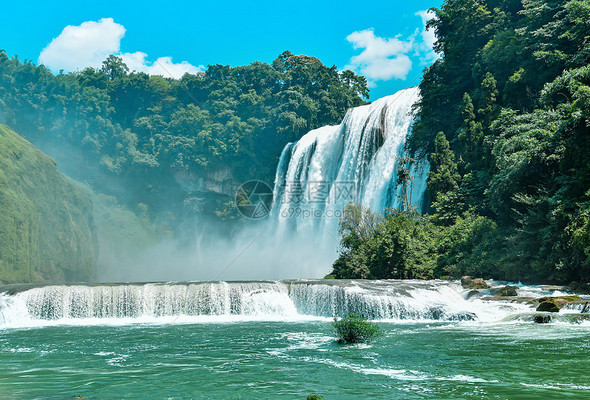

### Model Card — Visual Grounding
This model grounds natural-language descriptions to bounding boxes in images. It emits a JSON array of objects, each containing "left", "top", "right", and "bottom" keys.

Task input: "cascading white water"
[
  {"left": 272, "top": 87, "right": 429, "bottom": 232},
  {"left": 0, "top": 280, "right": 553, "bottom": 327}
]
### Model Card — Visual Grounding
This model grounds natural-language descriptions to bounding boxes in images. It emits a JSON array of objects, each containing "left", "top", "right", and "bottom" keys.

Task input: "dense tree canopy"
[
  {"left": 332, "top": 0, "right": 590, "bottom": 285},
  {"left": 0, "top": 50, "right": 368, "bottom": 222}
]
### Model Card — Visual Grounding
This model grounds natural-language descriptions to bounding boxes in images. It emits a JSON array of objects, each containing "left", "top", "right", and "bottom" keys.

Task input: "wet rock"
[
  {"left": 460, "top": 276, "right": 472, "bottom": 287},
  {"left": 450, "top": 311, "right": 477, "bottom": 321},
  {"left": 500, "top": 285, "right": 518, "bottom": 297},
  {"left": 533, "top": 314, "right": 552, "bottom": 324},
  {"left": 466, "top": 290, "right": 482, "bottom": 300},
  {"left": 536, "top": 295, "right": 583, "bottom": 312},
  {"left": 460, "top": 276, "right": 490, "bottom": 289},
  {"left": 538, "top": 295, "right": 584, "bottom": 303},
  {"left": 536, "top": 300, "right": 561, "bottom": 313}
]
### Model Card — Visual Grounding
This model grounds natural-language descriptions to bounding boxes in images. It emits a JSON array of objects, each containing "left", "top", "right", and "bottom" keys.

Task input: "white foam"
[{"left": 0, "top": 280, "right": 584, "bottom": 329}]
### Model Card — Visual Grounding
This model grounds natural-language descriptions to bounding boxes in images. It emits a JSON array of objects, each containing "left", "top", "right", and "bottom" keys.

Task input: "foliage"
[
  {"left": 0, "top": 125, "right": 96, "bottom": 283},
  {"left": 427, "top": 131, "right": 460, "bottom": 218},
  {"left": 331, "top": 205, "right": 437, "bottom": 279},
  {"left": 0, "top": 50, "right": 368, "bottom": 225},
  {"left": 397, "top": 0, "right": 590, "bottom": 284},
  {"left": 434, "top": 213, "right": 504, "bottom": 279},
  {"left": 333, "top": 313, "right": 383, "bottom": 344}
]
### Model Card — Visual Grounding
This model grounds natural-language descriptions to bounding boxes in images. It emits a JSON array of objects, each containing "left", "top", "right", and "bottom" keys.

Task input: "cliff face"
[
  {"left": 0, "top": 125, "right": 97, "bottom": 283},
  {"left": 174, "top": 167, "right": 239, "bottom": 197}
]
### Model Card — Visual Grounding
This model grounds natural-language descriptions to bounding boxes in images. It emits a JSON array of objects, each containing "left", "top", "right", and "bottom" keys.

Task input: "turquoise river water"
[{"left": 0, "top": 280, "right": 588, "bottom": 399}]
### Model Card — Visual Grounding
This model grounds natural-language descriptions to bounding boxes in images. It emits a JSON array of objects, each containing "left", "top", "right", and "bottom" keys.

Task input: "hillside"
[{"left": 0, "top": 125, "right": 96, "bottom": 283}]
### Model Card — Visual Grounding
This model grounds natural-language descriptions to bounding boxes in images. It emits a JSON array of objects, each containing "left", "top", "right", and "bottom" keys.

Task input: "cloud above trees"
[
  {"left": 38, "top": 18, "right": 203, "bottom": 78},
  {"left": 345, "top": 10, "right": 438, "bottom": 87}
]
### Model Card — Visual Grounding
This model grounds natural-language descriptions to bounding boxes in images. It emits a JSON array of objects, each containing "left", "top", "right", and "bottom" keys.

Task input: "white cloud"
[
  {"left": 415, "top": 10, "right": 438, "bottom": 64},
  {"left": 120, "top": 52, "right": 204, "bottom": 79},
  {"left": 345, "top": 29, "right": 414, "bottom": 83},
  {"left": 345, "top": 10, "right": 439, "bottom": 86},
  {"left": 38, "top": 18, "right": 202, "bottom": 79},
  {"left": 39, "top": 18, "right": 125, "bottom": 71}
]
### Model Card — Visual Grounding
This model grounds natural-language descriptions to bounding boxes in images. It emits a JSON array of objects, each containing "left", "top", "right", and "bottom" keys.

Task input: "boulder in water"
[
  {"left": 536, "top": 301, "right": 560, "bottom": 312},
  {"left": 500, "top": 286, "right": 518, "bottom": 297},
  {"left": 461, "top": 276, "right": 490, "bottom": 289},
  {"left": 533, "top": 314, "right": 552, "bottom": 324},
  {"left": 536, "top": 295, "right": 583, "bottom": 312}
]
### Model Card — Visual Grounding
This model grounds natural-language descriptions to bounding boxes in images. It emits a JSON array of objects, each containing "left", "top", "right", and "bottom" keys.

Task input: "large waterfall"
[{"left": 272, "top": 87, "right": 428, "bottom": 232}]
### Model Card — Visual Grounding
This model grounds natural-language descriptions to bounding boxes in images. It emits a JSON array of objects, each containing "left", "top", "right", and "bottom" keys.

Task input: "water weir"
[{"left": 0, "top": 280, "right": 550, "bottom": 327}]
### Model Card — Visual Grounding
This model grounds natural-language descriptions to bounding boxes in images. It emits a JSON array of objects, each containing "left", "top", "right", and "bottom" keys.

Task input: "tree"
[
  {"left": 428, "top": 131, "right": 459, "bottom": 201},
  {"left": 331, "top": 206, "right": 437, "bottom": 280},
  {"left": 101, "top": 55, "right": 129, "bottom": 80},
  {"left": 408, "top": 0, "right": 590, "bottom": 284},
  {"left": 396, "top": 157, "right": 413, "bottom": 211},
  {"left": 0, "top": 50, "right": 368, "bottom": 230},
  {"left": 457, "top": 92, "right": 483, "bottom": 170},
  {"left": 333, "top": 313, "right": 382, "bottom": 344}
]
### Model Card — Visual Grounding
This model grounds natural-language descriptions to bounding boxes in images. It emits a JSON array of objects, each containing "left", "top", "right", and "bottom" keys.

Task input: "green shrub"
[
  {"left": 333, "top": 313, "right": 383, "bottom": 344},
  {"left": 306, "top": 394, "right": 323, "bottom": 400}
]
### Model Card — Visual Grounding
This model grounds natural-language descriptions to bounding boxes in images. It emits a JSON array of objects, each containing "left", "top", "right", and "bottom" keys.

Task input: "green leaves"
[
  {"left": 332, "top": 205, "right": 437, "bottom": 280},
  {"left": 409, "top": 0, "right": 590, "bottom": 284},
  {"left": 0, "top": 50, "right": 368, "bottom": 221},
  {"left": 333, "top": 313, "right": 383, "bottom": 344}
]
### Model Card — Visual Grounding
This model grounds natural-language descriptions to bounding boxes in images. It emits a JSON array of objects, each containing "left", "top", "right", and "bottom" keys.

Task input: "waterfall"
[
  {"left": 0, "top": 280, "right": 546, "bottom": 327},
  {"left": 272, "top": 87, "right": 429, "bottom": 232}
]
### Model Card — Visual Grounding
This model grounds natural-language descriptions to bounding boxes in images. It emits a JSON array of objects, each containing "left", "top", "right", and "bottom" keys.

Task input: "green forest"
[
  {"left": 0, "top": 50, "right": 369, "bottom": 282},
  {"left": 1, "top": 0, "right": 589, "bottom": 286},
  {"left": 331, "top": 0, "right": 590, "bottom": 285},
  {"left": 0, "top": 50, "right": 368, "bottom": 222}
]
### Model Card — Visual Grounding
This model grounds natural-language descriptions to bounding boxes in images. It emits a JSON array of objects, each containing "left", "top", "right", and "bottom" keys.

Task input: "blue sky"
[{"left": 1, "top": 0, "right": 442, "bottom": 99}]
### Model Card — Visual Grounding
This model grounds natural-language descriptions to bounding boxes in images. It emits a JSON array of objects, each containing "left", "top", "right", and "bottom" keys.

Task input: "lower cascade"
[{"left": 0, "top": 280, "right": 561, "bottom": 327}]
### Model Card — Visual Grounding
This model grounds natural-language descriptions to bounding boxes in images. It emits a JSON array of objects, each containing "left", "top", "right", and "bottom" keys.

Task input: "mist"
[
  {"left": 95, "top": 218, "right": 340, "bottom": 282},
  {"left": 15, "top": 111, "right": 341, "bottom": 283}
]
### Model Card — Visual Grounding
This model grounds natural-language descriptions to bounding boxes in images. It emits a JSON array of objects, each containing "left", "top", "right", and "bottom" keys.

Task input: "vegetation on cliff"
[{"left": 0, "top": 125, "right": 96, "bottom": 283}]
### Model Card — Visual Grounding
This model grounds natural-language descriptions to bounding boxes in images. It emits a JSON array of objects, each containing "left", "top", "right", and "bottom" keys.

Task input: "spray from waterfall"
[{"left": 86, "top": 87, "right": 430, "bottom": 281}]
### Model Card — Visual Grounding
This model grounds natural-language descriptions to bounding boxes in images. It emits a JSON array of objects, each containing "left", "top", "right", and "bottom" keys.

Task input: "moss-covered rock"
[
  {"left": 536, "top": 301, "right": 560, "bottom": 312},
  {"left": 538, "top": 295, "right": 583, "bottom": 306},
  {"left": 466, "top": 289, "right": 482, "bottom": 300},
  {"left": 535, "top": 296, "right": 583, "bottom": 312},
  {"left": 461, "top": 276, "right": 490, "bottom": 289},
  {"left": 500, "top": 285, "right": 518, "bottom": 296},
  {"left": 0, "top": 125, "right": 97, "bottom": 283}
]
